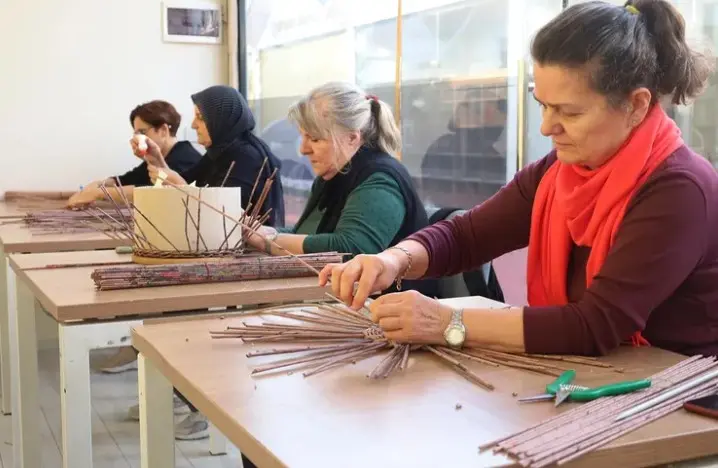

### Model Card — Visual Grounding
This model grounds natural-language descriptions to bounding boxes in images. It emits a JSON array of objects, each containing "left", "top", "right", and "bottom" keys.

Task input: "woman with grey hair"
[{"left": 245, "top": 81, "right": 437, "bottom": 299}]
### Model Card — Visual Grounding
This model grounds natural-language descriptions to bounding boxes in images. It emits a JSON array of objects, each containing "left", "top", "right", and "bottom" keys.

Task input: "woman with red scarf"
[{"left": 320, "top": 0, "right": 718, "bottom": 357}]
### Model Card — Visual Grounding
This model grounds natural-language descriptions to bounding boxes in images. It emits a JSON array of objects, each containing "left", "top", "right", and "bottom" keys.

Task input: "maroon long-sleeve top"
[{"left": 408, "top": 147, "right": 718, "bottom": 356}]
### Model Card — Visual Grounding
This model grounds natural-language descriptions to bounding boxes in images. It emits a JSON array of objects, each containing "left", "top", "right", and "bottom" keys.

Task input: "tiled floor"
[{"left": 0, "top": 348, "right": 240, "bottom": 467}]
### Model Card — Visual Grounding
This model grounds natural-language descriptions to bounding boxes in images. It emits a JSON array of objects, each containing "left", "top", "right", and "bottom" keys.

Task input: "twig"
[
  {"left": 425, "top": 346, "right": 494, "bottom": 390},
  {"left": 220, "top": 161, "right": 236, "bottom": 187}
]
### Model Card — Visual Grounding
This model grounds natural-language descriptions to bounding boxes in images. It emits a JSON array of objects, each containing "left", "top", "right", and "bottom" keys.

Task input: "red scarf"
[{"left": 527, "top": 105, "right": 683, "bottom": 347}]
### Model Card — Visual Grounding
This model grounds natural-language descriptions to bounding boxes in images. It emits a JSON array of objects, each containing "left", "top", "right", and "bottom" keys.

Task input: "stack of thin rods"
[
  {"left": 438, "top": 347, "right": 622, "bottom": 377},
  {"left": 3, "top": 192, "right": 75, "bottom": 211},
  {"left": 2, "top": 206, "right": 133, "bottom": 235},
  {"left": 210, "top": 303, "right": 516, "bottom": 389},
  {"left": 211, "top": 302, "right": 394, "bottom": 378},
  {"left": 91, "top": 252, "right": 343, "bottom": 290},
  {"left": 479, "top": 355, "right": 718, "bottom": 467}
]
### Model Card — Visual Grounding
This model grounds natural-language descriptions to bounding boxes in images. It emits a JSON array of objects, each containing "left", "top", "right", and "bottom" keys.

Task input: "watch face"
[{"left": 445, "top": 326, "right": 465, "bottom": 346}]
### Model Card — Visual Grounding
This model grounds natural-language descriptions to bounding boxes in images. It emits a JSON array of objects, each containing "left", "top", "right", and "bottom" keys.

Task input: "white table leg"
[
  {"left": 0, "top": 248, "right": 13, "bottom": 415},
  {"left": 56, "top": 319, "right": 141, "bottom": 468},
  {"left": 139, "top": 353, "right": 174, "bottom": 468},
  {"left": 209, "top": 424, "right": 228, "bottom": 455},
  {"left": 9, "top": 275, "right": 40, "bottom": 468},
  {"left": 59, "top": 324, "right": 93, "bottom": 468}
]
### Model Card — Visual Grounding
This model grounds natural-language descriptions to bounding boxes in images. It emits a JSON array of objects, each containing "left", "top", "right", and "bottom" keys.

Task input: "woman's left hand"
[
  {"left": 369, "top": 290, "right": 453, "bottom": 344},
  {"left": 245, "top": 225, "right": 277, "bottom": 252},
  {"left": 66, "top": 188, "right": 99, "bottom": 208}
]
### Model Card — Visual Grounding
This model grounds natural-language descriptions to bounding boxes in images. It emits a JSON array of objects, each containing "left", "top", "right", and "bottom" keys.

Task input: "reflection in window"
[
  {"left": 673, "top": 1, "right": 718, "bottom": 168},
  {"left": 245, "top": 0, "right": 566, "bottom": 223},
  {"left": 389, "top": 1, "right": 511, "bottom": 210}
]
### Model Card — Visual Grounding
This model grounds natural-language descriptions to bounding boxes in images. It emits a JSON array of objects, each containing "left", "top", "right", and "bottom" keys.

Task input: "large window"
[
  {"left": 246, "top": 0, "right": 399, "bottom": 225},
  {"left": 670, "top": 0, "right": 718, "bottom": 168},
  {"left": 245, "top": 0, "right": 562, "bottom": 223}
]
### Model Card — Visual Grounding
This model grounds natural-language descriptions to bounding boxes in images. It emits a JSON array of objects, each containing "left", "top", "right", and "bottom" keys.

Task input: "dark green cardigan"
[{"left": 285, "top": 172, "right": 405, "bottom": 256}]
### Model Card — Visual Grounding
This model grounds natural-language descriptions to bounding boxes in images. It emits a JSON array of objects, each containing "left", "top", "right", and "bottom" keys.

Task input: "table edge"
[
  {"left": 131, "top": 322, "right": 718, "bottom": 468},
  {"left": 133, "top": 327, "right": 288, "bottom": 468}
]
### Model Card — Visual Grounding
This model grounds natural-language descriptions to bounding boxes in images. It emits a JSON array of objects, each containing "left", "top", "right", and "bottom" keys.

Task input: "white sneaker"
[
  {"left": 174, "top": 413, "right": 209, "bottom": 440},
  {"left": 98, "top": 347, "right": 138, "bottom": 373},
  {"left": 127, "top": 395, "right": 190, "bottom": 420}
]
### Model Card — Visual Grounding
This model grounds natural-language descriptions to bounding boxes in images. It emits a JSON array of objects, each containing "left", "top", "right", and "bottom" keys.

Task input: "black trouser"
[
  {"left": 241, "top": 454, "right": 257, "bottom": 468},
  {"left": 174, "top": 389, "right": 198, "bottom": 412}
]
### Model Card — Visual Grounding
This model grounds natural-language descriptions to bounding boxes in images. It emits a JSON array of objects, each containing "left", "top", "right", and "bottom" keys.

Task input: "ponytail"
[
  {"left": 366, "top": 98, "right": 402, "bottom": 157},
  {"left": 631, "top": 0, "right": 714, "bottom": 105}
]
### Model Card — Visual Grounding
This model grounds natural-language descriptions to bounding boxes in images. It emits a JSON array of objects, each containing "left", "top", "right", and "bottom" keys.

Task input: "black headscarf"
[
  {"left": 189, "top": 86, "right": 285, "bottom": 227},
  {"left": 191, "top": 85, "right": 264, "bottom": 157}
]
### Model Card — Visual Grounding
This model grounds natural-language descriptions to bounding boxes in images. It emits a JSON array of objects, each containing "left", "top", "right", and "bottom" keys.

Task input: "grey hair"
[{"left": 287, "top": 82, "right": 402, "bottom": 159}]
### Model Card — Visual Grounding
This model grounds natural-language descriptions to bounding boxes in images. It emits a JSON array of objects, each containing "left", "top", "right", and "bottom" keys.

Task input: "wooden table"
[
  {"left": 0, "top": 225, "right": 130, "bottom": 418},
  {"left": 132, "top": 296, "right": 718, "bottom": 468},
  {"left": 8, "top": 249, "right": 329, "bottom": 468},
  {"left": 0, "top": 197, "right": 70, "bottom": 218},
  {"left": 0, "top": 204, "right": 26, "bottom": 219}
]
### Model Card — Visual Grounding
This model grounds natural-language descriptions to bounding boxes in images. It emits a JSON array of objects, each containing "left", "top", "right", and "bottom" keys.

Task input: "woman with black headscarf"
[{"left": 146, "top": 85, "right": 285, "bottom": 227}]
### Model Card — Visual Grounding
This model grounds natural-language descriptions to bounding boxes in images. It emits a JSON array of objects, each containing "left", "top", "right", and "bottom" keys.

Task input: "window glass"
[{"left": 246, "top": 0, "right": 565, "bottom": 224}]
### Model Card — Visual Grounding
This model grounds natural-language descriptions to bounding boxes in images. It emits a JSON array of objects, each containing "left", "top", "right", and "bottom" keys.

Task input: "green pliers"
[{"left": 518, "top": 370, "right": 651, "bottom": 407}]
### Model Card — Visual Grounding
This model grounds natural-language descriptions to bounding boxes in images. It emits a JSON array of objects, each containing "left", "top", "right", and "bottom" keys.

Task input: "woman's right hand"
[
  {"left": 318, "top": 250, "right": 407, "bottom": 310},
  {"left": 131, "top": 137, "right": 167, "bottom": 168}
]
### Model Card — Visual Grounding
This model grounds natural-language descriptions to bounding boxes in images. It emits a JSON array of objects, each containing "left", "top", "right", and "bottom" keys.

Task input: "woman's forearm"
[
  {"left": 266, "top": 233, "right": 307, "bottom": 256},
  {"left": 380, "top": 240, "right": 430, "bottom": 279},
  {"left": 461, "top": 306, "right": 525, "bottom": 352}
]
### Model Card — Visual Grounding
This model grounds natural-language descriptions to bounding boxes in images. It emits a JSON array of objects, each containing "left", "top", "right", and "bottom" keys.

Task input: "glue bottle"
[{"left": 134, "top": 134, "right": 148, "bottom": 156}]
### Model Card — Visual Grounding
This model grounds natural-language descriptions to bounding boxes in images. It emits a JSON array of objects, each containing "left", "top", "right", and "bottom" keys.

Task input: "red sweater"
[{"left": 408, "top": 147, "right": 718, "bottom": 356}]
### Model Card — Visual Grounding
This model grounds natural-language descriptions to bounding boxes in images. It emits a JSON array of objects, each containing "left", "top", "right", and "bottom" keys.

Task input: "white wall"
[{"left": 0, "top": 0, "right": 229, "bottom": 192}]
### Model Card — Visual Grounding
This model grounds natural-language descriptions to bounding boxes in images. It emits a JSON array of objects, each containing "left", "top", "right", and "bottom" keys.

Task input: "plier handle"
[
  {"left": 518, "top": 369, "right": 651, "bottom": 406},
  {"left": 517, "top": 370, "right": 578, "bottom": 403}
]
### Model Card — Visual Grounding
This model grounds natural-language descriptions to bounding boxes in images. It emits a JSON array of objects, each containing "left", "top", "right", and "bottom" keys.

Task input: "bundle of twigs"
[
  {"left": 1, "top": 206, "right": 133, "bottom": 235},
  {"left": 4, "top": 191, "right": 75, "bottom": 201},
  {"left": 209, "top": 302, "right": 623, "bottom": 389},
  {"left": 3, "top": 191, "right": 75, "bottom": 211},
  {"left": 210, "top": 301, "right": 495, "bottom": 386},
  {"left": 90, "top": 252, "right": 343, "bottom": 290},
  {"left": 479, "top": 355, "right": 718, "bottom": 467},
  {"left": 212, "top": 301, "right": 394, "bottom": 378},
  {"left": 235, "top": 158, "right": 277, "bottom": 246},
  {"left": 439, "top": 347, "right": 622, "bottom": 377},
  {"left": 214, "top": 302, "right": 516, "bottom": 389}
]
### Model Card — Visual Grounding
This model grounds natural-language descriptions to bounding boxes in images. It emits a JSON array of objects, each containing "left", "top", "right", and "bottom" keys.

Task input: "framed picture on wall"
[{"left": 162, "top": 1, "right": 223, "bottom": 44}]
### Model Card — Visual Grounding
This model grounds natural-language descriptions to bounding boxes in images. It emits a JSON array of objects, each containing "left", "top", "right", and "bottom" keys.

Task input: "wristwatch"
[
  {"left": 443, "top": 308, "right": 466, "bottom": 349},
  {"left": 263, "top": 229, "right": 279, "bottom": 253}
]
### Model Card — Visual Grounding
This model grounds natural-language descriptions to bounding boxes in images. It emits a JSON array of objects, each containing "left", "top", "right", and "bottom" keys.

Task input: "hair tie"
[
  {"left": 366, "top": 94, "right": 379, "bottom": 102},
  {"left": 625, "top": 4, "right": 639, "bottom": 15}
]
